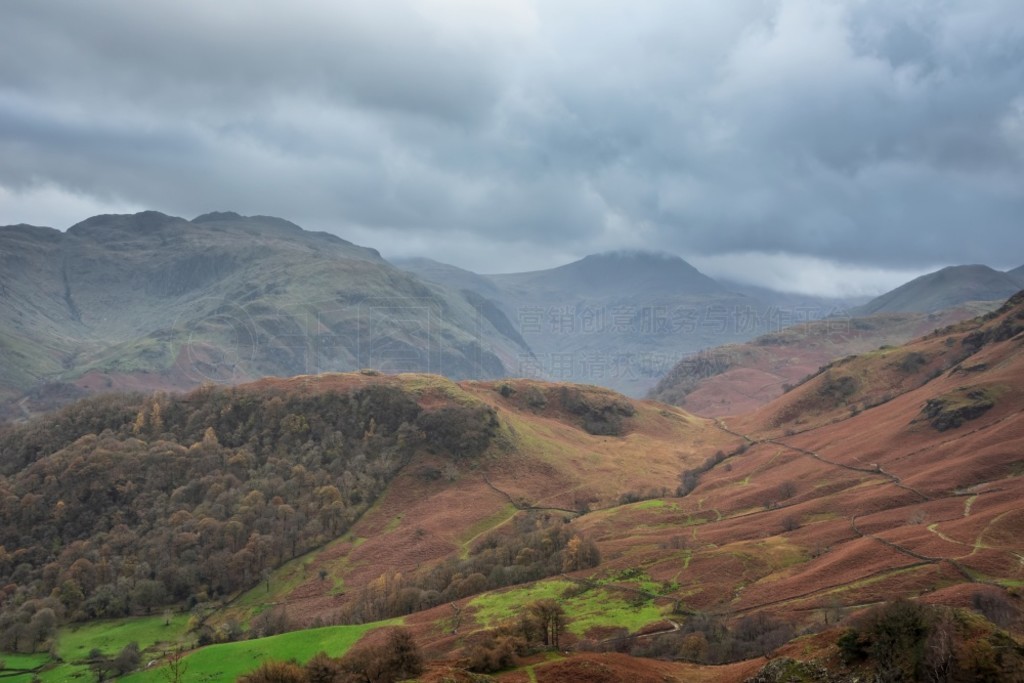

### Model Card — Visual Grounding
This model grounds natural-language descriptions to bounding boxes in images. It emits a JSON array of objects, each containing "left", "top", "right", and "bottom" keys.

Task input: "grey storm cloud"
[{"left": 1, "top": 0, "right": 1023, "bottom": 283}]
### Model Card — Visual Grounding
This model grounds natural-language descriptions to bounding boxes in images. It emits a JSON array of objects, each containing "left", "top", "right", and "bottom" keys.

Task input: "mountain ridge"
[
  {"left": 4, "top": 209, "right": 1019, "bottom": 418},
  {"left": 0, "top": 212, "right": 527, "bottom": 418},
  {"left": 854, "top": 264, "right": 1022, "bottom": 315},
  {"left": 647, "top": 302, "right": 1001, "bottom": 416}
]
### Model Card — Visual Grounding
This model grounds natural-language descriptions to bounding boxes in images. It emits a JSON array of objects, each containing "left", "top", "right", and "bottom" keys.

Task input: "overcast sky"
[{"left": 1, "top": 1, "right": 1022, "bottom": 296}]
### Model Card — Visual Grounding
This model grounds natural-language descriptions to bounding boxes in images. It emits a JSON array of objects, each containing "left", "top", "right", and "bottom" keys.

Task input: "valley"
[
  {"left": 1, "top": 291, "right": 1022, "bottom": 681},
  {"left": 4, "top": 2, "right": 1024, "bottom": 680}
]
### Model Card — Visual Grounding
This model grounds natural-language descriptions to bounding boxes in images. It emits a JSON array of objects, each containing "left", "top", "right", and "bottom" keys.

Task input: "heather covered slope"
[
  {"left": 648, "top": 303, "right": 996, "bottom": 417},
  {"left": 704, "top": 291, "right": 1024, "bottom": 610},
  {"left": 0, "top": 372, "right": 731, "bottom": 655},
  {"left": 0, "top": 211, "right": 528, "bottom": 420},
  {"left": 201, "top": 374, "right": 730, "bottom": 630},
  {"left": 539, "top": 293, "right": 1024, "bottom": 677},
  {"left": 206, "top": 293, "right": 1023, "bottom": 678}
]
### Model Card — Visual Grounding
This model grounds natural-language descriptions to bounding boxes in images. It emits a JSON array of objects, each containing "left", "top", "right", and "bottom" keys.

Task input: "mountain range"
[
  {"left": 0, "top": 211, "right": 526, "bottom": 420},
  {"left": 2, "top": 210, "right": 1022, "bottom": 422}
]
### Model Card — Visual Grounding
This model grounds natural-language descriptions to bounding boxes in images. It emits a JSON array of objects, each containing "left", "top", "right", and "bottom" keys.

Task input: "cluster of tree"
[
  {"left": 238, "top": 627, "right": 422, "bottom": 683},
  {"left": 677, "top": 445, "right": 746, "bottom": 497},
  {"left": 88, "top": 641, "right": 141, "bottom": 681},
  {"left": 838, "top": 598, "right": 1024, "bottom": 682},
  {"left": 646, "top": 352, "right": 733, "bottom": 406},
  {"left": 342, "top": 512, "right": 599, "bottom": 623},
  {"left": 558, "top": 386, "right": 636, "bottom": 436},
  {"left": 465, "top": 599, "right": 567, "bottom": 673},
  {"left": 0, "top": 382, "right": 499, "bottom": 650},
  {"left": 415, "top": 404, "right": 498, "bottom": 458},
  {"left": 0, "top": 597, "right": 59, "bottom": 653},
  {"left": 583, "top": 611, "right": 794, "bottom": 664}
]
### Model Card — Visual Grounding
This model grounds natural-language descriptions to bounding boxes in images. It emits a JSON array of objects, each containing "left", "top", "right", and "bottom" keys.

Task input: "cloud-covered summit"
[{"left": 1, "top": 0, "right": 1022, "bottom": 293}]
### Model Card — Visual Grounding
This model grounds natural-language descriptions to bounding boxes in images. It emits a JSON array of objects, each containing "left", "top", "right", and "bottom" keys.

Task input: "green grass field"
[
  {"left": 468, "top": 579, "right": 665, "bottom": 637},
  {"left": 0, "top": 653, "right": 51, "bottom": 682},
  {"left": 5, "top": 614, "right": 396, "bottom": 683},
  {"left": 57, "top": 613, "right": 192, "bottom": 661},
  {"left": 122, "top": 620, "right": 397, "bottom": 683},
  {"left": 6, "top": 614, "right": 193, "bottom": 683}
]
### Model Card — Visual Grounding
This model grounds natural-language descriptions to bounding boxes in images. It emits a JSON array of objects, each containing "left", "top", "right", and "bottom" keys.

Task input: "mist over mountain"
[
  {"left": 854, "top": 264, "right": 1024, "bottom": 316},
  {"left": 714, "top": 279, "right": 869, "bottom": 312},
  {"left": 402, "top": 251, "right": 871, "bottom": 396},
  {"left": 3, "top": 210, "right": 1020, "bottom": 418}
]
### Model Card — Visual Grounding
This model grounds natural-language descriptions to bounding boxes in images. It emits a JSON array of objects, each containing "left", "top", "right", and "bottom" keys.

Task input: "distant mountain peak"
[
  {"left": 489, "top": 249, "right": 721, "bottom": 296},
  {"left": 582, "top": 249, "right": 684, "bottom": 262},
  {"left": 192, "top": 211, "right": 244, "bottom": 223},
  {"left": 564, "top": 250, "right": 715, "bottom": 288},
  {"left": 66, "top": 210, "right": 187, "bottom": 238},
  {"left": 856, "top": 263, "right": 1022, "bottom": 315}
]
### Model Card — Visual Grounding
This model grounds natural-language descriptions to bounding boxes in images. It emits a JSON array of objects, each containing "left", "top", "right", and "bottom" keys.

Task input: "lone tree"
[
  {"left": 160, "top": 649, "right": 188, "bottom": 683},
  {"left": 528, "top": 599, "right": 567, "bottom": 650}
]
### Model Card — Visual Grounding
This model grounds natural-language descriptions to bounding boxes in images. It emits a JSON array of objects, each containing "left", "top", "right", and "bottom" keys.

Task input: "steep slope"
[
  {"left": 0, "top": 211, "right": 528, "bottom": 420},
  {"left": 648, "top": 303, "right": 997, "bottom": 416},
  {"left": 1009, "top": 264, "right": 1024, "bottom": 286},
  {"left": 854, "top": 264, "right": 1021, "bottom": 315},
  {"left": 542, "top": 292, "right": 1024, "bottom": 677},
  {"left": 397, "top": 257, "right": 506, "bottom": 300}
]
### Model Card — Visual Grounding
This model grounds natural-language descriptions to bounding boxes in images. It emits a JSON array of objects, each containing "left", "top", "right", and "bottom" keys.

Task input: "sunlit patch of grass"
[
  {"left": 121, "top": 620, "right": 399, "bottom": 683},
  {"left": 562, "top": 589, "right": 665, "bottom": 636},
  {"left": 469, "top": 581, "right": 576, "bottom": 625},
  {"left": 397, "top": 373, "right": 484, "bottom": 407},
  {"left": 57, "top": 614, "right": 191, "bottom": 661},
  {"left": 27, "top": 614, "right": 192, "bottom": 683},
  {"left": 631, "top": 499, "right": 667, "bottom": 510},
  {"left": 0, "top": 653, "right": 50, "bottom": 681},
  {"left": 468, "top": 580, "right": 665, "bottom": 637}
]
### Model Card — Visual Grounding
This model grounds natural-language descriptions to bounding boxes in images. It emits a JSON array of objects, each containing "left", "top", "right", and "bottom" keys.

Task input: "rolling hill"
[
  {"left": 2, "top": 292, "right": 1023, "bottom": 681},
  {"left": 853, "top": 264, "right": 1022, "bottom": 315},
  {"left": 0, "top": 211, "right": 528, "bottom": 421},
  {"left": 648, "top": 303, "right": 999, "bottom": 417}
]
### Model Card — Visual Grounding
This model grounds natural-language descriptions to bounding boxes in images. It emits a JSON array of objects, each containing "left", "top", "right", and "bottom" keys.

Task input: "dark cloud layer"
[{"left": 1, "top": 0, "right": 1022, "bottom": 292}]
